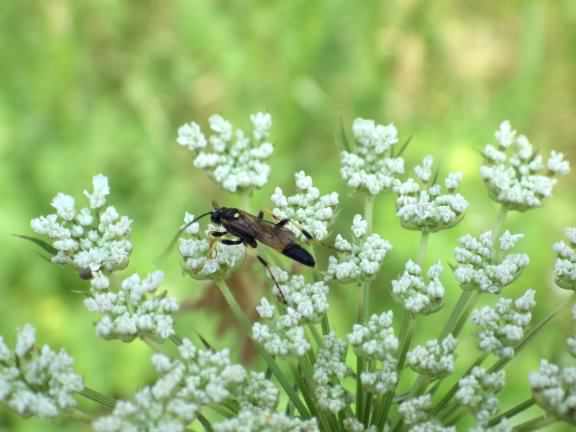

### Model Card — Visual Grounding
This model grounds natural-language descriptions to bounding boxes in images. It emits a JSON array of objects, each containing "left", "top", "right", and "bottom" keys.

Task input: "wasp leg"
[
  {"left": 221, "top": 239, "right": 243, "bottom": 246},
  {"left": 256, "top": 255, "right": 287, "bottom": 304},
  {"left": 210, "top": 231, "right": 228, "bottom": 238},
  {"left": 274, "top": 217, "right": 314, "bottom": 240},
  {"left": 208, "top": 232, "right": 231, "bottom": 258},
  {"left": 275, "top": 218, "right": 289, "bottom": 227},
  {"left": 300, "top": 228, "right": 313, "bottom": 240}
]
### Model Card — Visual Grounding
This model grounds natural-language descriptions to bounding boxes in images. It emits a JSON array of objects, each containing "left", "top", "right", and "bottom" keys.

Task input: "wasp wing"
[{"left": 243, "top": 215, "right": 315, "bottom": 267}]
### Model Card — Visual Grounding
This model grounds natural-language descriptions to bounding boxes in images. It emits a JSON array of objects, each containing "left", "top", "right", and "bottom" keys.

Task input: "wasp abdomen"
[{"left": 282, "top": 243, "right": 315, "bottom": 267}]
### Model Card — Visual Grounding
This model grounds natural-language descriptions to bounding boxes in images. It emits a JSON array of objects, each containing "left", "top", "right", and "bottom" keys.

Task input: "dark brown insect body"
[
  {"left": 163, "top": 205, "right": 315, "bottom": 301},
  {"left": 210, "top": 207, "right": 315, "bottom": 267}
]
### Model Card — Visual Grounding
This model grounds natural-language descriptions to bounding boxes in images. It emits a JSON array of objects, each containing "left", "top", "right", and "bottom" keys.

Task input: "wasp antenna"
[{"left": 158, "top": 211, "right": 213, "bottom": 262}]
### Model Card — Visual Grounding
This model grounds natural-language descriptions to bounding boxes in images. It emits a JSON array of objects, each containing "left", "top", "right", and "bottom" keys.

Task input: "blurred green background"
[{"left": 1, "top": 0, "right": 575, "bottom": 430}]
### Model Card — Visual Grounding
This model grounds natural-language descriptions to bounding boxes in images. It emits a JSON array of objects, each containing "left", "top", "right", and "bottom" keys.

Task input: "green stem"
[
  {"left": 492, "top": 206, "right": 508, "bottom": 261},
  {"left": 78, "top": 387, "right": 116, "bottom": 410},
  {"left": 170, "top": 334, "right": 182, "bottom": 346},
  {"left": 197, "top": 413, "right": 214, "bottom": 432},
  {"left": 321, "top": 313, "right": 331, "bottom": 335},
  {"left": 451, "top": 290, "right": 480, "bottom": 338},
  {"left": 512, "top": 415, "right": 558, "bottom": 432},
  {"left": 440, "top": 290, "right": 473, "bottom": 339},
  {"left": 417, "top": 231, "right": 430, "bottom": 266},
  {"left": 445, "top": 407, "right": 465, "bottom": 426},
  {"left": 356, "top": 355, "right": 365, "bottom": 421},
  {"left": 241, "top": 191, "right": 252, "bottom": 213},
  {"left": 308, "top": 323, "right": 323, "bottom": 348},
  {"left": 364, "top": 194, "right": 374, "bottom": 232},
  {"left": 488, "top": 397, "right": 535, "bottom": 427},
  {"left": 215, "top": 279, "right": 310, "bottom": 417}
]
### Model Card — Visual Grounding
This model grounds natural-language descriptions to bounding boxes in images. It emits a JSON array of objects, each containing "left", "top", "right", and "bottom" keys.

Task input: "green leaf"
[
  {"left": 13, "top": 234, "right": 57, "bottom": 256},
  {"left": 395, "top": 135, "right": 413, "bottom": 157},
  {"left": 339, "top": 118, "right": 352, "bottom": 152}
]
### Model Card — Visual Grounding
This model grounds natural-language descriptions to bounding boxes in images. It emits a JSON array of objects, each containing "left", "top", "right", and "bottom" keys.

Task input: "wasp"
[{"left": 164, "top": 204, "right": 315, "bottom": 299}]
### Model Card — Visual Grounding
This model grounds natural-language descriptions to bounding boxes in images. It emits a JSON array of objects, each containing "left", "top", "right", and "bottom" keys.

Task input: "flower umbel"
[
  {"left": 392, "top": 260, "right": 445, "bottom": 315},
  {"left": 30, "top": 175, "right": 132, "bottom": 286},
  {"left": 395, "top": 156, "right": 468, "bottom": 232},
  {"left": 177, "top": 113, "right": 274, "bottom": 193},
  {"left": 83, "top": 271, "right": 179, "bottom": 342},
  {"left": 0, "top": 325, "right": 84, "bottom": 418},
  {"left": 340, "top": 118, "right": 404, "bottom": 195},
  {"left": 480, "top": 121, "right": 570, "bottom": 211},
  {"left": 214, "top": 408, "right": 319, "bottom": 432},
  {"left": 252, "top": 268, "right": 328, "bottom": 357},
  {"left": 398, "top": 394, "right": 431, "bottom": 425},
  {"left": 553, "top": 227, "right": 576, "bottom": 291},
  {"left": 326, "top": 214, "right": 392, "bottom": 283},
  {"left": 348, "top": 312, "right": 399, "bottom": 394},
  {"left": 178, "top": 212, "right": 245, "bottom": 280},
  {"left": 471, "top": 289, "right": 536, "bottom": 359},
  {"left": 456, "top": 367, "right": 506, "bottom": 425},
  {"left": 453, "top": 231, "right": 529, "bottom": 294},
  {"left": 271, "top": 171, "right": 339, "bottom": 241},
  {"left": 313, "top": 333, "right": 351, "bottom": 414},
  {"left": 529, "top": 360, "right": 576, "bottom": 424},
  {"left": 407, "top": 335, "right": 457, "bottom": 378},
  {"left": 93, "top": 339, "right": 278, "bottom": 431}
]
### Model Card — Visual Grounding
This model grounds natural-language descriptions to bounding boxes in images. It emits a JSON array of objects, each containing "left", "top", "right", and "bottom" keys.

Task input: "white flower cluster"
[
  {"left": 553, "top": 227, "right": 576, "bottom": 291},
  {"left": 470, "top": 420, "right": 512, "bottom": 432},
  {"left": 456, "top": 367, "right": 506, "bottom": 425},
  {"left": 177, "top": 113, "right": 274, "bottom": 193},
  {"left": 30, "top": 175, "right": 132, "bottom": 286},
  {"left": 340, "top": 118, "right": 404, "bottom": 195},
  {"left": 343, "top": 417, "right": 378, "bottom": 432},
  {"left": 395, "top": 156, "right": 468, "bottom": 232},
  {"left": 453, "top": 231, "right": 529, "bottom": 294},
  {"left": 93, "top": 339, "right": 278, "bottom": 431},
  {"left": 253, "top": 269, "right": 328, "bottom": 357},
  {"left": 84, "top": 271, "right": 178, "bottom": 342},
  {"left": 398, "top": 394, "right": 432, "bottom": 425},
  {"left": 407, "top": 335, "right": 457, "bottom": 378},
  {"left": 529, "top": 359, "right": 576, "bottom": 423},
  {"left": 179, "top": 212, "right": 245, "bottom": 280},
  {"left": 480, "top": 121, "right": 570, "bottom": 211},
  {"left": 326, "top": 214, "right": 392, "bottom": 283},
  {"left": 214, "top": 408, "right": 319, "bottom": 432},
  {"left": 348, "top": 312, "right": 399, "bottom": 394},
  {"left": 313, "top": 333, "right": 350, "bottom": 414},
  {"left": 411, "top": 422, "right": 455, "bottom": 432},
  {"left": 271, "top": 171, "right": 339, "bottom": 241},
  {"left": 398, "top": 394, "right": 456, "bottom": 432},
  {"left": 471, "top": 289, "right": 536, "bottom": 359},
  {"left": 392, "top": 260, "right": 445, "bottom": 315},
  {"left": 0, "top": 325, "right": 84, "bottom": 418}
]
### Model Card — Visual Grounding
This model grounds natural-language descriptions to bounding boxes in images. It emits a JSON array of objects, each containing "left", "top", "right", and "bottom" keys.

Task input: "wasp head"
[{"left": 210, "top": 207, "right": 239, "bottom": 225}]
